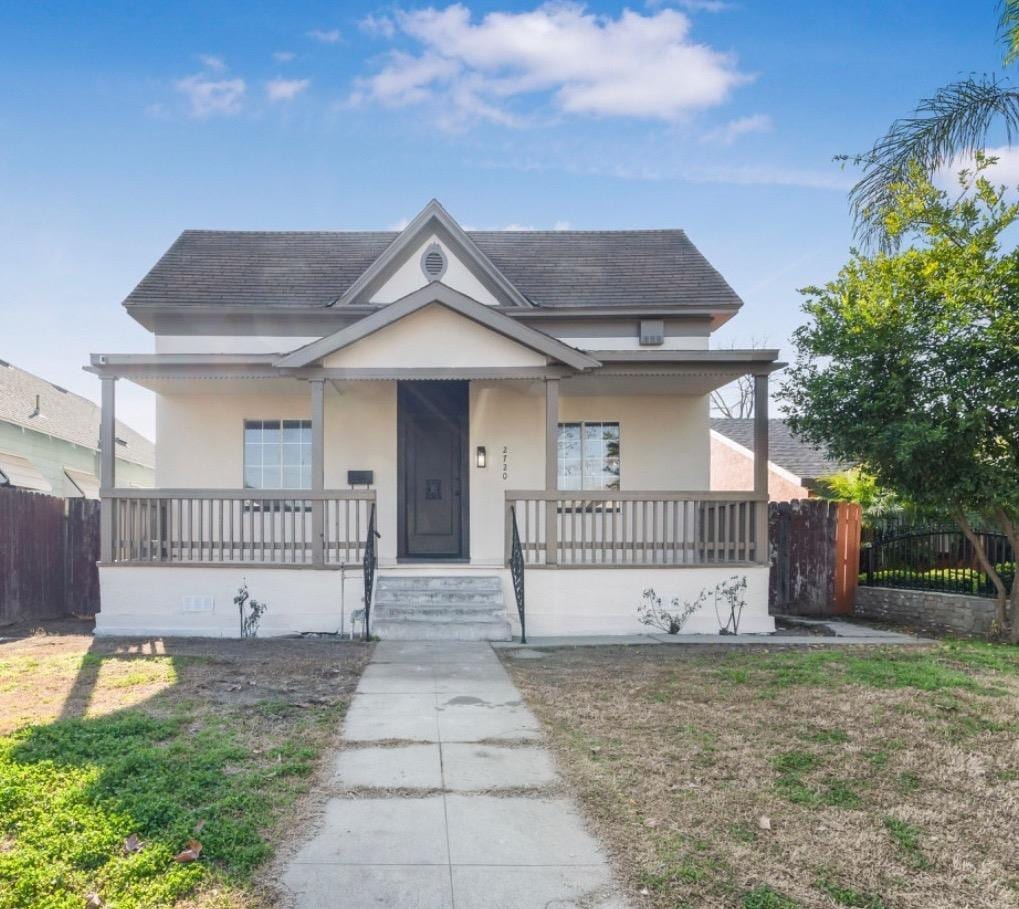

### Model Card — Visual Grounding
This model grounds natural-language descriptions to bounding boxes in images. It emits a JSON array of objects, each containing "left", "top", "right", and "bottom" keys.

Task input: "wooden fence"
[
  {"left": 769, "top": 499, "right": 861, "bottom": 616},
  {"left": 0, "top": 486, "right": 100, "bottom": 625}
]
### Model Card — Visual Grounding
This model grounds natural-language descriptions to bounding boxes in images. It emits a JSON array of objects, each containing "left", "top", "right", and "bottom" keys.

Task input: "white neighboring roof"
[
  {"left": 0, "top": 449, "right": 52, "bottom": 492},
  {"left": 65, "top": 467, "right": 100, "bottom": 499}
]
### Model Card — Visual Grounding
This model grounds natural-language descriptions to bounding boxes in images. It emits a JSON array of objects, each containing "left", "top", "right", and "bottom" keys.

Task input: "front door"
[{"left": 397, "top": 381, "right": 469, "bottom": 560}]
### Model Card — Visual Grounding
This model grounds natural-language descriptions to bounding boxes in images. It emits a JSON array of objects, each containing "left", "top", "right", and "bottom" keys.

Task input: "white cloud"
[
  {"left": 307, "top": 27, "right": 341, "bottom": 43},
  {"left": 700, "top": 113, "right": 771, "bottom": 145},
  {"left": 350, "top": 3, "right": 749, "bottom": 126},
  {"left": 198, "top": 54, "right": 227, "bottom": 72},
  {"left": 360, "top": 14, "right": 397, "bottom": 38},
  {"left": 175, "top": 73, "right": 246, "bottom": 118},
  {"left": 273, "top": 50, "right": 296, "bottom": 62},
  {"left": 266, "top": 77, "right": 311, "bottom": 101},
  {"left": 936, "top": 146, "right": 1019, "bottom": 191}
]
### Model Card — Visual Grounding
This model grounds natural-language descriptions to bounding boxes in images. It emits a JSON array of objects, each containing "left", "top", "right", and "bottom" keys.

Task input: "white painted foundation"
[{"left": 96, "top": 564, "right": 773, "bottom": 638}]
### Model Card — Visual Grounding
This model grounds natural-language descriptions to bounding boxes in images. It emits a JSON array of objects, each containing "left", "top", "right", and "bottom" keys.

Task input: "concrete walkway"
[{"left": 281, "top": 641, "right": 627, "bottom": 909}]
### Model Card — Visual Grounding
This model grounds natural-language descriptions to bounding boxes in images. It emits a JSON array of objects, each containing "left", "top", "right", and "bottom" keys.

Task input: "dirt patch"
[{"left": 502, "top": 643, "right": 1019, "bottom": 909}]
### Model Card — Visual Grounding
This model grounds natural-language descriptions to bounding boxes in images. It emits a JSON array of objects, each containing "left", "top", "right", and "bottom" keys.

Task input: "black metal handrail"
[
  {"left": 362, "top": 503, "right": 381, "bottom": 639},
  {"left": 509, "top": 505, "right": 526, "bottom": 644}
]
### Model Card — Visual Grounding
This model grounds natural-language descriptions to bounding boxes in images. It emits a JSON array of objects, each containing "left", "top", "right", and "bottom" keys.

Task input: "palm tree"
[{"left": 848, "top": 2, "right": 1019, "bottom": 245}]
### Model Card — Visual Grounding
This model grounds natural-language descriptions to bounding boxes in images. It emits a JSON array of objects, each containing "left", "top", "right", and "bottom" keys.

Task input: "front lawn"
[
  {"left": 502, "top": 641, "right": 1019, "bottom": 909},
  {"left": 0, "top": 622, "right": 370, "bottom": 909}
]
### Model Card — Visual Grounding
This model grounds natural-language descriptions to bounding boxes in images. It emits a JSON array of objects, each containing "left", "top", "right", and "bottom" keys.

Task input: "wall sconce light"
[{"left": 476, "top": 446, "right": 487, "bottom": 468}]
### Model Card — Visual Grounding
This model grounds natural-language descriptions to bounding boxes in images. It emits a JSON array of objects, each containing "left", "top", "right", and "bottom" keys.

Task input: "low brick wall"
[{"left": 854, "top": 586, "right": 998, "bottom": 638}]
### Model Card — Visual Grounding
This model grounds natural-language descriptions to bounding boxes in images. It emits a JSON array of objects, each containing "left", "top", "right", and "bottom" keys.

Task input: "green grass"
[
  {"left": 742, "top": 884, "right": 801, "bottom": 908},
  {"left": 883, "top": 816, "right": 930, "bottom": 870},
  {"left": 817, "top": 875, "right": 888, "bottom": 908},
  {"left": 0, "top": 705, "right": 341, "bottom": 909}
]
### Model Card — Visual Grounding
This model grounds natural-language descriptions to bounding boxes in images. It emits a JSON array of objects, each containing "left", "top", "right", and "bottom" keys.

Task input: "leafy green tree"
[
  {"left": 783, "top": 158, "right": 1019, "bottom": 639},
  {"left": 816, "top": 468, "right": 906, "bottom": 524},
  {"left": 848, "top": 2, "right": 1019, "bottom": 246}
]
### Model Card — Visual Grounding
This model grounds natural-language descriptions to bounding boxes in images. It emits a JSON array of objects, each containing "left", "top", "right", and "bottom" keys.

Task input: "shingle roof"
[
  {"left": 711, "top": 418, "right": 851, "bottom": 482},
  {"left": 122, "top": 229, "right": 744, "bottom": 310},
  {"left": 0, "top": 360, "right": 154, "bottom": 468}
]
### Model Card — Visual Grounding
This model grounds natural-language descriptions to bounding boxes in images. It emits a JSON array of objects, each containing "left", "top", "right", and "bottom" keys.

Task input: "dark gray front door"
[{"left": 397, "top": 381, "right": 469, "bottom": 560}]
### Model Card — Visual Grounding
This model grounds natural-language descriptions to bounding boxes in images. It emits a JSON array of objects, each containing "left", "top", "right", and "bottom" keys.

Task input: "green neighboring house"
[{"left": 0, "top": 358, "right": 153, "bottom": 497}]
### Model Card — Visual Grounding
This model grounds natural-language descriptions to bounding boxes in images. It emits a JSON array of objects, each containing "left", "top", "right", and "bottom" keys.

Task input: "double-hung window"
[
  {"left": 557, "top": 422, "right": 620, "bottom": 491},
  {"left": 243, "top": 420, "right": 311, "bottom": 489}
]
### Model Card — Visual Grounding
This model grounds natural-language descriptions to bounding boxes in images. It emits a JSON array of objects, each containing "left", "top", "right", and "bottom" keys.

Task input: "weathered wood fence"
[
  {"left": 769, "top": 499, "right": 861, "bottom": 616},
  {"left": 0, "top": 486, "right": 100, "bottom": 625}
]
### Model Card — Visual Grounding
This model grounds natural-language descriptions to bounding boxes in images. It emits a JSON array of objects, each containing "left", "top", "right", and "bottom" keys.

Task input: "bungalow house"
[
  {"left": 89, "top": 200, "right": 783, "bottom": 639},
  {"left": 711, "top": 418, "right": 851, "bottom": 501},
  {"left": 0, "top": 358, "right": 153, "bottom": 497}
]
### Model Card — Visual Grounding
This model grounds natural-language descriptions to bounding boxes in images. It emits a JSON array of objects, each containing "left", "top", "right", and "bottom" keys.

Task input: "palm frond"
[
  {"left": 848, "top": 76, "right": 1019, "bottom": 247},
  {"left": 1001, "top": 0, "right": 1019, "bottom": 65}
]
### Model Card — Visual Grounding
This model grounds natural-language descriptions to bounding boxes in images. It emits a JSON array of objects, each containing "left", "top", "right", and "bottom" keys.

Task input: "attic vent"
[
  {"left": 640, "top": 319, "right": 665, "bottom": 346},
  {"left": 420, "top": 243, "right": 447, "bottom": 280}
]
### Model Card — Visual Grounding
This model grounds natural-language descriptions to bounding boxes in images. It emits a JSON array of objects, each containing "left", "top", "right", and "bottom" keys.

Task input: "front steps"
[{"left": 372, "top": 575, "right": 513, "bottom": 641}]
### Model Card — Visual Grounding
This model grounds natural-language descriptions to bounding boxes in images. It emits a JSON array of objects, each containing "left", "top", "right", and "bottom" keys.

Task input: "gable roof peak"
[{"left": 332, "top": 199, "right": 534, "bottom": 310}]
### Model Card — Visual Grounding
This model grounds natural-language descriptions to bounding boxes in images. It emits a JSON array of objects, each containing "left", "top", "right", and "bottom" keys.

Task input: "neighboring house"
[
  {"left": 0, "top": 359, "right": 153, "bottom": 497},
  {"left": 89, "top": 200, "right": 783, "bottom": 638},
  {"left": 711, "top": 418, "right": 850, "bottom": 501}
]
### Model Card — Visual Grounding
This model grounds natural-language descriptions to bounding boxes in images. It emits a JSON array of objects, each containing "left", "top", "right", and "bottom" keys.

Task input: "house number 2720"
[{"left": 502, "top": 446, "right": 509, "bottom": 481}]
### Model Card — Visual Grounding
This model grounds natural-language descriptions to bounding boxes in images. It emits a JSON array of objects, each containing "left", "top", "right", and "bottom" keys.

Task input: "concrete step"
[
  {"left": 376, "top": 608, "right": 509, "bottom": 624},
  {"left": 375, "top": 589, "right": 504, "bottom": 606},
  {"left": 376, "top": 603, "right": 507, "bottom": 618},
  {"left": 376, "top": 575, "right": 502, "bottom": 592},
  {"left": 372, "top": 573, "right": 511, "bottom": 641},
  {"left": 373, "top": 618, "right": 513, "bottom": 642}
]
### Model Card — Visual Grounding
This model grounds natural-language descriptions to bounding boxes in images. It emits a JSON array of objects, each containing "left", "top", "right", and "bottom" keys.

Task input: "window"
[
  {"left": 244, "top": 420, "right": 311, "bottom": 489},
  {"left": 557, "top": 422, "right": 620, "bottom": 490}
]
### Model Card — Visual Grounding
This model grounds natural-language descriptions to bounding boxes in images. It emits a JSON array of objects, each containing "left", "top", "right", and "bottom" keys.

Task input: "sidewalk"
[{"left": 280, "top": 641, "right": 627, "bottom": 908}]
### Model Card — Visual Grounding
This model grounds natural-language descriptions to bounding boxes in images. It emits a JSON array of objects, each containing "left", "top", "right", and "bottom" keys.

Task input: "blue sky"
[{"left": 0, "top": 1, "right": 1003, "bottom": 437}]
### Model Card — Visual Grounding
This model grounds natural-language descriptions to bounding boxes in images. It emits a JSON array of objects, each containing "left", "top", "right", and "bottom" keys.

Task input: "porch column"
[
  {"left": 753, "top": 372, "right": 770, "bottom": 564},
  {"left": 310, "top": 378, "right": 325, "bottom": 566},
  {"left": 544, "top": 377, "right": 559, "bottom": 565},
  {"left": 99, "top": 376, "right": 117, "bottom": 563}
]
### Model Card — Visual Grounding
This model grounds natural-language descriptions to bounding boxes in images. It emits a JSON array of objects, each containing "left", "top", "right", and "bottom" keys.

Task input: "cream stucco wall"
[
  {"left": 369, "top": 234, "right": 501, "bottom": 306},
  {"left": 321, "top": 304, "right": 547, "bottom": 370},
  {"left": 154, "top": 380, "right": 709, "bottom": 567},
  {"left": 95, "top": 563, "right": 773, "bottom": 637}
]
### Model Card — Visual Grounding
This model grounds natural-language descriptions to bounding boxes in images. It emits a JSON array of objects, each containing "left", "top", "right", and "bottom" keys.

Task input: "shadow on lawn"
[{"left": 1, "top": 632, "right": 367, "bottom": 909}]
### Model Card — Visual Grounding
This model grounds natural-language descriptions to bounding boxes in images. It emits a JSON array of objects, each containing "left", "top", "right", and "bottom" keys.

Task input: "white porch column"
[
  {"left": 99, "top": 376, "right": 117, "bottom": 563},
  {"left": 544, "top": 377, "right": 559, "bottom": 565},
  {"left": 310, "top": 378, "right": 325, "bottom": 566},
  {"left": 753, "top": 372, "right": 770, "bottom": 563}
]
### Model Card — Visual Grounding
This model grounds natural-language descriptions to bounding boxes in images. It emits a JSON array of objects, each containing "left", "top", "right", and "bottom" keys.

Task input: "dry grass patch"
[
  {"left": 501, "top": 641, "right": 1019, "bottom": 909},
  {"left": 0, "top": 620, "right": 371, "bottom": 908}
]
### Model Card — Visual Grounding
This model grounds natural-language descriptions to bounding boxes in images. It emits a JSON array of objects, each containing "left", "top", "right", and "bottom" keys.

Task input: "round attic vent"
[{"left": 420, "top": 243, "right": 447, "bottom": 280}]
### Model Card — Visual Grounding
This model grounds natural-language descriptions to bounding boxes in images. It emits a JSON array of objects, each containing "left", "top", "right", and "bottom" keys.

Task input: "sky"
[{"left": 0, "top": 0, "right": 1006, "bottom": 439}]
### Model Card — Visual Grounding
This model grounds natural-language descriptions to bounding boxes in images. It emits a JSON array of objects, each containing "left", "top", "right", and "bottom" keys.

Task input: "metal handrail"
[
  {"left": 362, "top": 503, "right": 381, "bottom": 639},
  {"left": 509, "top": 505, "right": 526, "bottom": 644}
]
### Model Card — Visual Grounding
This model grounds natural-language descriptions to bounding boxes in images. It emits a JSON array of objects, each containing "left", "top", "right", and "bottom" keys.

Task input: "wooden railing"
[
  {"left": 103, "top": 489, "right": 376, "bottom": 566},
  {"left": 505, "top": 491, "right": 767, "bottom": 567}
]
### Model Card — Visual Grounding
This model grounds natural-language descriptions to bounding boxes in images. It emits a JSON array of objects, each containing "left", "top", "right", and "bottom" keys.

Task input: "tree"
[
  {"left": 783, "top": 159, "right": 1019, "bottom": 640},
  {"left": 848, "top": 2, "right": 1019, "bottom": 246}
]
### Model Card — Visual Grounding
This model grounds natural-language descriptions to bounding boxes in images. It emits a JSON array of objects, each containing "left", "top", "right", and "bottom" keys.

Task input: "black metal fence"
[{"left": 860, "top": 526, "right": 1015, "bottom": 598}]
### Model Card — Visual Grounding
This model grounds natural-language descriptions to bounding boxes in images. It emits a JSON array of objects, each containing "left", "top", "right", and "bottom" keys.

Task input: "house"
[
  {"left": 710, "top": 418, "right": 850, "bottom": 501},
  {"left": 0, "top": 359, "right": 153, "bottom": 497},
  {"left": 88, "top": 200, "right": 783, "bottom": 639}
]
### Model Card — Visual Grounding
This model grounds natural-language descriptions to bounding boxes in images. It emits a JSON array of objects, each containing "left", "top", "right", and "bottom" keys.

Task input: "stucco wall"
[
  {"left": 0, "top": 421, "right": 152, "bottom": 496},
  {"left": 95, "top": 562, "right": 772, "bottom": 638},
  {"left": 321, "top": 304, "right": 547, "bottom": 370},
  {"left": 709, "top": 432, "right": 807, "bottom": 502},
  {"left": 369, "top": 234, "right": 501, "bottom": 306},
  {"left": 854, "top": 586, "right": 998, "bottom": 638},
  {"left": 154, "top": 381, "right": 710, "bottom": 566}
]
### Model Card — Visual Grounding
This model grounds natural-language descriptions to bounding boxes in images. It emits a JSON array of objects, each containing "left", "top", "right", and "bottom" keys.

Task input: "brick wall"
[{"left": 854, "top": 586, "right": 998, "bottom": 638}]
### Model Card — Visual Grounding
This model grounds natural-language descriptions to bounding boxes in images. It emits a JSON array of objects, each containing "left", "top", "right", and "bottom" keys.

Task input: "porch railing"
[
  {"left": 103, "top": 489, "right": 376, "bottom": 566},
  {"left": 505, "top": 491, "right": 766, "bottom": 567}
]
